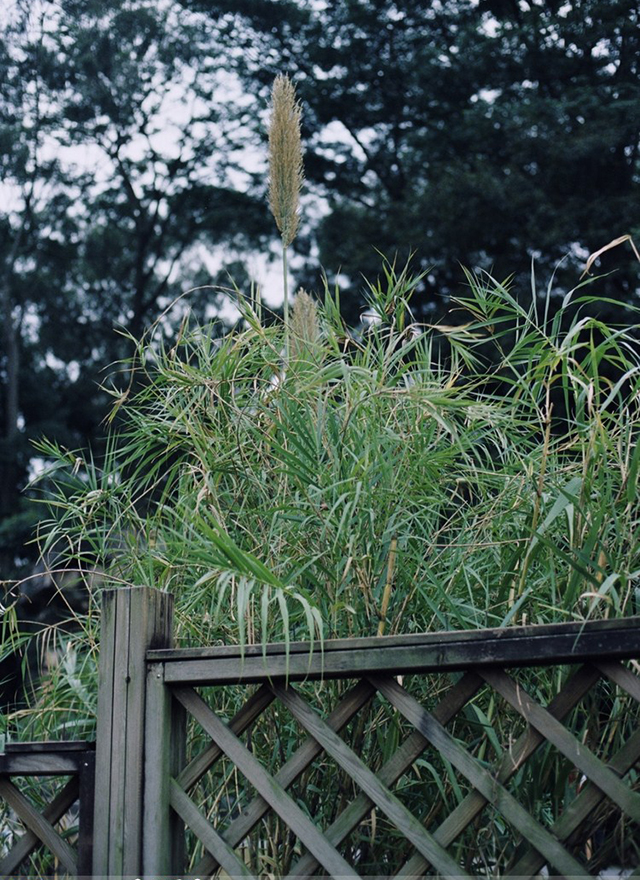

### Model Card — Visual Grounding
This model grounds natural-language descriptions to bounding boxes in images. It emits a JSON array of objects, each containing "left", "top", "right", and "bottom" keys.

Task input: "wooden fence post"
[
  {"left": 143, "top": 659, "right": 186, "bottom": 876},
  {"left": 92, "top": 586, "right": 174, "bottom": 878}
]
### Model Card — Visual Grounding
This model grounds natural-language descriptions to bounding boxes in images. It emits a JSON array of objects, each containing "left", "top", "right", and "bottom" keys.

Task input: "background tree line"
[{"left": 1, "top": 0, "right": 639, "bottom": 582}]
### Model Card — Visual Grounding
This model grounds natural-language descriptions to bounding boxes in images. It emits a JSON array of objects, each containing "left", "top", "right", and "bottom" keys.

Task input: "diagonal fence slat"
[
  {"left": 0, "top": 776, "right": 79, "bottom": 875},
  {"left": 507, "top": 725, "right": 640, "bottom": 878},
  {"left": 395, "top": 663, "right": 602, "bottom": 879},
  {"left": 168, "top": 777, "right": 258, "bottom": 880},
  {"left": 480, "top": 668, "right": 640, "bottom": 822},
  {"left": 372, "top": 674, "right": 592, "bottom": 879},
  {"left": 271, "top": 681, "right": 474, "bottom": 880},
  {"left": 194, "top": 679, "right": 376, "bottom": 877},
  {"left": 286, "top": 672, "right": 484, "bottom": 880},
  {"left": 172, "top": 684, "right": 361, "bottom": 880},
  {"left": 176, "top": 684, "right": 274, "bottom": 793},
  {"left": 596, "top": 660, "right": 640, "bottom": 703},
  {"left": 0, "top": 778, "right": 78, "bottom": 876}
]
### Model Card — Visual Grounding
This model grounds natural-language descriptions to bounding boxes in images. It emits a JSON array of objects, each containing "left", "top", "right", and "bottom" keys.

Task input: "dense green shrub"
[{"left": 34, "top": 260, "right": 640, "bottom": 648}]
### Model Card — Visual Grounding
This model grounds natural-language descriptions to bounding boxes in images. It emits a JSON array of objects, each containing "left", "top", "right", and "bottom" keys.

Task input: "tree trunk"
[{"left": 0, "top": 278, "right": 20, "bottom": 519}]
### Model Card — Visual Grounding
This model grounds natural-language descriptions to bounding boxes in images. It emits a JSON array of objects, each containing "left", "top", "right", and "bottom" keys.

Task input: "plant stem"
[{"left": 283, "top": 243, "right": 290, "bottom": 360}]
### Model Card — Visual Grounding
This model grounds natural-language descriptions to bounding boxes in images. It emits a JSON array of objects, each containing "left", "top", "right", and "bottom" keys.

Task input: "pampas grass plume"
[
  {"left": 268, "top": 74, "right": 303, "bottom": 248},
  {"left": 290, "top": 289, "right": 320, "bottom": 359}
]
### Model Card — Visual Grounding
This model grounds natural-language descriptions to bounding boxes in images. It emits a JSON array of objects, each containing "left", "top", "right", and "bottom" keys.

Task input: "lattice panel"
[
  {"left": 0, "top": 742, "right": 93, "bottom": 879},
  {"left": 166, "top": 662, "right": 640, "bottom": 879},
  {"left": 0, "top": 775, "right": 80, "bottom": 877}
]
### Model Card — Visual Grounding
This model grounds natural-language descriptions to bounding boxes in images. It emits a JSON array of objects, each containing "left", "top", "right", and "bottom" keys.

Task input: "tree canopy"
[
  {"left": 1, "top": 0, "right": 639, "bottom": 578},
  {"left": 0, "top": 0, "right": 270, "bottom": 574},
  {"left": 196, "top": 0, "right": 640, "bottom": 316}
]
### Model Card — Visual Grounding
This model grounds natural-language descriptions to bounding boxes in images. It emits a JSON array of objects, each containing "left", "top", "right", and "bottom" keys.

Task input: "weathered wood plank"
[
  {"left": 150, "top": 615, "right": 640, "bottom": 661},
  {"left": 507, "top": 726, "right": 640, "bottom": 878},
  {"left": 3, "top": 740, "right": 91, "bottom": 753},
  {"left": 0, "top": 776, "right": 79, "bottom": 874},
  {"left": 287, "top": 672, "right": 483, "bottom": 880},
  {"left": 169, "top": 675, "right": 187, "bottom": 873},
  {"left": 596, "top": 659, "right": 640, "bottom": 702},
  {"left": 169, "top": 777, "right": 258, "bottom": 880},
  {"left": 173, "top": 684, "right": 360, "bottom": 880},
  {"left": 0, "top": 777, "right": 78, "bottom": 875},
  {"left": 0, "top": 753, "right": 84, "bottom": 775},
  {"left": 92, "top": 587, "right": 121, "bottom": 874},
  {"left": 480, "top": 668, "right": 640, "bottom": 821},
  {"left": 157, "top": 617, "right": 640, "bottom": 684},
  {"left": 93, "top": 587, "right": 174, "bottom": 878},
  {"left": 395, "top": 663, "right": 601, "bottom": 879},
  {"left": 77, "top": 748, "right": 95, "bottom": 878},
  {"left": 109, "top": 587, "right": 136, "bottom": 876},
  {"left": 195, "top": 679, "right": 375, "bottom": 877},
  {"left": 143, "top": 607, "right": 186, "bottom": 877},
  {"left": 271, "top": 681, "right": 474, "bottom": 880},
  {"left": 93, "top": 590, "right": 129, "bottom": 875},
  {"left": 122, "top": 584, "right": 165, "bottom": 872},
  {"left": 141, "top": 661, "right": 174, "bottom": 876},
  {"left": 176, "top": 684, "right": 274, "bottom": 793},
  {"left": 372, "top": 674, "right": 592, "bottom": 879}
]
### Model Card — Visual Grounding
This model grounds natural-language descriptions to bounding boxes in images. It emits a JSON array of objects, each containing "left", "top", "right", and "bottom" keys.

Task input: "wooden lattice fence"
[
  {"left": 111, "top": 589, "right": 640, "bottom": 878},
  {"left": 1, "top": 586, "right": 639, "bottom": 878}
]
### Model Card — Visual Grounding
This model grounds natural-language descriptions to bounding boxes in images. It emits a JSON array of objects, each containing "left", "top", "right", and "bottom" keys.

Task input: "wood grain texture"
[
  {"left": 195, "top": 679, "right": 375, "bottom": 877},
  {"left": 77, "top": 748, "right": 95, "bottom": 878},
  {"left": 507, "top": 726, "right": 640, "bottom": 878},
  {"left": 142, "top": 660, "right": 174, "bottom": 876},
  {"left": 91, "top": 588, "right": 118, "bottom": 874},
  {"left": 0, "top": 753, "right": 83, "bottom": 775},
  {"left": 287, "top": 672, "right": 483, "bottom": 880},
  {"left": 176, "top": 684, "right": 274, "bottom": 793},
  {"left": 169, "top": 777, "right": 258, "bottom": 880},
  {"left": 150, "top": 615, "right": 640, "bottom": 661},
  {"left": 157, "top": 617, "right": 640, "bottom": 684},
  {"left": 93, "top": 587, "right": 174, "bottom": 878},
  {"left": 0, "top": 776, "right": 79, "bottom": 875},
  {"left": 3, "top": 740, "right": 91, "bottom": 753},
  {"left": 480, "top": 667, "right": 640, "bottom": 822},
  {"left": 596, "top": 659, "right": 640, "bottom": 702}
]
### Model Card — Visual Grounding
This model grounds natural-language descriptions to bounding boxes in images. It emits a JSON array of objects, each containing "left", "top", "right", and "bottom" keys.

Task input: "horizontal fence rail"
[{"left": 148, "top": 615, "right": 640, "bottom": 684}]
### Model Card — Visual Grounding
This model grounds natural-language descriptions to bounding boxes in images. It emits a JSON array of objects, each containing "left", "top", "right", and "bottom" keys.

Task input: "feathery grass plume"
[
  {"left": 268, "top": 74, "right": 304, "bottom": 353},
  {"left": 268, "top": 74, "right": 303, "bottom": 246},
  {"left": 290, "top": 288, "right": 320, "bottom": 360}
]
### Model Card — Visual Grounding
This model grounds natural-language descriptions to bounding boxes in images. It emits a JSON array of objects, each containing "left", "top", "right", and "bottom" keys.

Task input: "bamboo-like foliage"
[{"left": 29, "top": 259, "right": 640, "bottom": 647}]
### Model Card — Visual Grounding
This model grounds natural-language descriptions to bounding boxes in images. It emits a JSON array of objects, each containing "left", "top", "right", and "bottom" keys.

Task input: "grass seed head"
[
  {"left": 268, "top": 74, "right": 304, "bottom": 248},
  {"left": 290, "top": 288, "right": 320, "bottom": 359}
]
